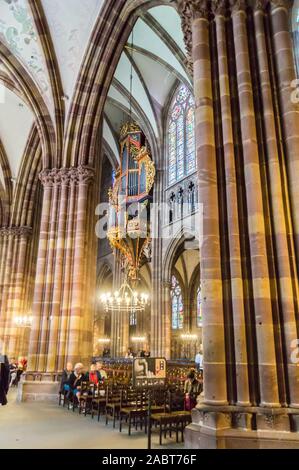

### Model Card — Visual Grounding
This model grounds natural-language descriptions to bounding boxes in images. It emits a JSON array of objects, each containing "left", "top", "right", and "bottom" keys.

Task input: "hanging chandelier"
[{"left": 100, "top": 279, "right": 149, "bottom": 313}]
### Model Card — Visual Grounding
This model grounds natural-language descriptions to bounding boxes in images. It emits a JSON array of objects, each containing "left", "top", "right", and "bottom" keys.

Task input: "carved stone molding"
[
  {"left": 0, "top": 226, "right": 32, "bottom": 238},
  {"left": 177, "top": 1, "right": 211, "bottom": 75},
  {"left": 212, "top": 0, "right": 228, "bottom": 16},
  {"left": 253, "top": 0, "right": 269, "bottom": 11},
  {"left": 39, "top": 166, "right": 95, "bottom": 187},
  {"left": 177, "top": 0, "right": 193, "bottom": 74},
  {"left": 229, "top": 0, "right": 247, "bottom": 13},
  {"left": 192, "top": 0, "right": 210, "bottom": 19},
  {"left": 270, "top": 0, "right": 292, "bottom": 11}
]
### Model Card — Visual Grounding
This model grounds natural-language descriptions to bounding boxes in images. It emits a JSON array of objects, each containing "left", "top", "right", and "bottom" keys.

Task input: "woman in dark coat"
[{"left": 0, "top": 355, "right": 10, "bottom": 406}]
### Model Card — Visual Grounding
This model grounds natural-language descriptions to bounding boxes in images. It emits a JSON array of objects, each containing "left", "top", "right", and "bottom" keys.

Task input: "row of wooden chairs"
[{"left": 59, "top": 380, "right": 193, "bottom": 445}]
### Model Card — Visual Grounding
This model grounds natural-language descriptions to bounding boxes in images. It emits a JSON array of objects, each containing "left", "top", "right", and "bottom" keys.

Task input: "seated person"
[
  {"left": 86, "top": 363, "right": 101, "bottom": 385},
  {"left": 59, "top": 362, "right": 73, "bottom": 394},
  {"left": 96, "top": 361, "right": 107, "bottom": 380},
  {"left": 9, "top": 358, "right": 18, "bottom": 387},
  {"left": 66, "top": 363, "right": 84, "bottom": 400}
]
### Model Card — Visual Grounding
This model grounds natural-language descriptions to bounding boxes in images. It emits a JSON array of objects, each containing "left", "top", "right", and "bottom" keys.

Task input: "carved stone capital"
[
  {"left": 253, "top": 0, "right": 268, "bottom": 11},
  {"left": 39, "top": 169, "right": 57, "bottom": 187},
  {"left": 0, "top": 226, "right": 32, "bottom": 238},
  {"left": 192, "top": 0, "right": 210, "bottom": 19},
  {"left": 270, "top": 0, "right": 292, "bottom": 11},
  {"left": 229, "top": 0, "right": 247, "bottom": 13},
  {"left": 177, "top": 0, "right": 194, "bottom": 74},
  {"left": 77, "top": 165, "right": 95, "bottom": 184},
  {"left": 212, "top": 0, "right": 228, "bottom": 16},
  {"left": 39, "top": 166, "right": 95, "bottom": 187}
]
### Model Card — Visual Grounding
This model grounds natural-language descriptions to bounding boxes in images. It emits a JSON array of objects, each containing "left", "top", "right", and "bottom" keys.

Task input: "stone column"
[
  {"left": 56, "top": 177, "right": 77, "bottom": 370},
  {"left": 28, "top": 174, "right": 53, "bottom": 371},
  {"left": 188, "top": 0, "right": 228, "bottom": 404},
  {"left": 270, "top": 0, "right": 299, "bottom": 261},
  {"left": 111, "top": 251, "right": 128, "bottom": 357},
  {"left": 28, "top": 166, "right": 96, "bottom": 372},
  {"left": 67, "top": 166, "right": 95, "bottom": 364},
  {"left": 230, "top": 0, "right": 279, "bottom": 407},
  {"left": 213, "top": 0, "right": 250, "bottom": 406},
  {"left": 150, "top": 163, "right": 170, "bottom": 358},
  {"left": 254, "top": 0, "right": 299, "bottom": 407},
  {"left": 6, "top": 228, "right": 33, "bottom": 357},
  {"left": 46, "top": 171, "right": 69, "bottom": 371},
  {"left": 0, "top": 227, "right": 32, "bottom": 357}
]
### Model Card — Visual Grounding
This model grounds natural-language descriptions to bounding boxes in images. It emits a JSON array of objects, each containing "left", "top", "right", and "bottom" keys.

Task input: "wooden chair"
[
  {"left": 78, "top": 381, "right": 92, "bottom": 415},
  {"left": 105, "top": 385, "right": 123, "bottom": 428},
  {"left": 91, "top": 383, "right": 107, "bottom": 421},
  {"left": 150, "top": 411, "right": 191, "bottom": 445},
  {"left": 119, "top": 388, "right": 149, "bottom": 435}
]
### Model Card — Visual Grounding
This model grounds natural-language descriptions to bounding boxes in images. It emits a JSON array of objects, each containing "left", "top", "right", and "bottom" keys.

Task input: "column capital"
[
  {"left": 253, "top": 0, "right": 269, "bottom": 11},
  {"left": 0, "top": 226, "right": 32, "bottom": 238},
  {"left": 177, "top": 0, "right": 211, "bottom": 76},
  {"left": 177, "top": 0, "right": 210, "bottom": 19},
  {"left": 192, "top": 0, "right": 210, "bottom": 19},
  {"left": 270, "top": 0, "right": 293, "bottom": 11},
  {"left": 39, "top": 166, "right": 95, "bottom": 187},
  {"left": 212, "top": 0, "right": 228, "bottom": 16},
  {"left": 229, "top": 0, "right": 247, "bottom": 13}
]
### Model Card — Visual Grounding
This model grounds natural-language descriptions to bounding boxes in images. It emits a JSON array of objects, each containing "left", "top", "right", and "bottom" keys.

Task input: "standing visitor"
[
  {"left": 184, "top": 369, "right": 201, "bottom": 411},
  {"left": 194, "top": 349, "right": 203, "bottom": 373},
  {"left": 0, "top": 355, "right": 10, "bottom": 406}
]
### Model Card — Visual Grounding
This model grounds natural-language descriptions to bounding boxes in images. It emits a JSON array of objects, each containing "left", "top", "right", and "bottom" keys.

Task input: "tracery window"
[
  {"left": 197, "top": 285, "right": 202, "bottom": 327},
  {"left": 168, "top": 84, "right": 196, "bottom": 186},
  {"left": 171, "top": 275, "right": 184, "bottom": 330},
  {"left": 292, "top": 3, "right": 299, "bottom": 76}
]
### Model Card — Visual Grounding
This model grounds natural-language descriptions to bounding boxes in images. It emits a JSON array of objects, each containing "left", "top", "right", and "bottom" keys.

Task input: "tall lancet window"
[
  {"left": 197, "top": 285, "right": 202, "bottom": 327},
  {"left": 293, "top": 2, "right": 299, "bottom": 75},
  {"left": 171, "top": 275, "right": 184, "bottom": 330},
  {"left": 168, "top": 84, "right": 196, "bottom": 186}
]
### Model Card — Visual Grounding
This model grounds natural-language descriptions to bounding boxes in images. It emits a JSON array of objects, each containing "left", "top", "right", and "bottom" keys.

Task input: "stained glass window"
[
  {"left": 295, "top": 8, "right": 299, "bottom": 75},
  {"left": 197, "top": 285, "right": 202, "bottom": 327},
  {"left": 168, "top": 84, "right": 196, "bottom": 185},
  {"left": 171, "top": 275, "right": 184, "bottom": 330}
]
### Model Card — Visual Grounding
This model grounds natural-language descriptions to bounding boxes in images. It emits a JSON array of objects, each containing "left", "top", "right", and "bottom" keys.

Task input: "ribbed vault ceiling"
[
  {"left": 104, "top": 6, "right": 191, "bottom": 163},
  {"left": 0, "top": 0, "right": 189, "bottom": 199}
]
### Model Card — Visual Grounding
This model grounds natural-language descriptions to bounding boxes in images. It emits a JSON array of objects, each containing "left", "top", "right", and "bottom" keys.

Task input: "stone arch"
[
  {"left": 163, "top": 226, "right": 199, "bottom": 284},
  {"left": 0, "top": 43, "right": 56, "bottom": 169},
  {"left": 63, "top": 0, "right": 178, "bottom": 168}
]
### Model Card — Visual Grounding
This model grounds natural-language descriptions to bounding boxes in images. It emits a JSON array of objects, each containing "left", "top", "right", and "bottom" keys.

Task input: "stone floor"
[{"left": 0, "top": 390, "right": 184, "bottom": 449}]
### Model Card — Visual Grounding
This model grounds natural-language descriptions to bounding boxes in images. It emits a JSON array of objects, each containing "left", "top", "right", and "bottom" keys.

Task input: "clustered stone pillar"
[
  {"left": 191, "top": 0, "right": 228, "bottom": 405},
  {"left": 151, "top": 168, "right": 172, "bottom": 359},
  {"left": 0, "top": 226, "right": 33, "bottom": 357},
  {"left": 178, "top": 0, "right": 299, "bottom": 448},
  {"left": 27, "top": 166, "right": 96, "bottom": 372},
  {"left": 213, "top": 0, "right": 250, "bottom": 406},
  {"left": 111, "top": 250, "right": 129, "bottom": 357}
]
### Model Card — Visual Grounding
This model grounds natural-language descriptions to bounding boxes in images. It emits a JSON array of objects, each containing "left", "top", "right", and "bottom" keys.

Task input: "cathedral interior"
[{"left": 0, "top": 0, "right": 299, "bottom": 451}]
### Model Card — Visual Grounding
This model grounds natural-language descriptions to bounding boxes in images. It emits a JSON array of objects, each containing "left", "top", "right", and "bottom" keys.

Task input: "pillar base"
[
  {"left": 17, "top": 372, "right": 60, "bottom": 402},
  {"left": 185, "top": 405, "right": 299, "bottom": 449}
]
